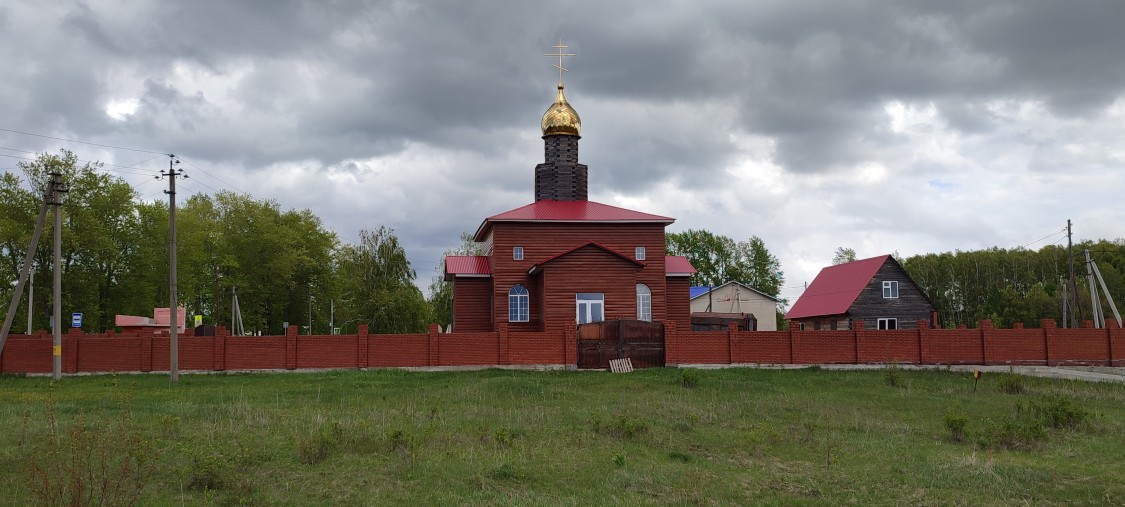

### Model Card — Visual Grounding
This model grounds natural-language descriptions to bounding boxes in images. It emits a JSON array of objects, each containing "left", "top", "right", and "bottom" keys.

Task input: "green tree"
[
  {"left": 335, "top": 226, "right": 430, "bottom": 334},
  {"left": 832, "top": 247, "right": 857, "bottom": 265},
  {"left": 666, "top": 230, "right": 784, "bottom": 299},
  {"left": 4, "top": 150, "right": 143, "bottom": 332}
]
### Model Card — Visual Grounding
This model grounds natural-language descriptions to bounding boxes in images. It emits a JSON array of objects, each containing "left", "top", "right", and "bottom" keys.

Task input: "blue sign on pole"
[{"left": 71, "top": 312, "right": 83, "bottom": 328}]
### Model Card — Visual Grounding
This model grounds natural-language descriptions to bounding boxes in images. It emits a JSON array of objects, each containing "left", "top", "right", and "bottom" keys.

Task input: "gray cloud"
[{"left": 2, "top": 0, "right": 1124, "bottom": 291}]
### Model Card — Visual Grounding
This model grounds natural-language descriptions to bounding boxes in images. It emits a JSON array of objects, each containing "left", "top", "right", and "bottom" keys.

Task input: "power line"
[
  {"left": 178, "top": 158, "right": 249, "bottom": 196},
  {"left": 0, "top": 149, "right": 162, "bottom": 175},
  {"left": 1019, "top": 227, "right": 1068, "bottom": 249},
  {"left": 0, "top": 127, "right": 169, "bottom": 156}
]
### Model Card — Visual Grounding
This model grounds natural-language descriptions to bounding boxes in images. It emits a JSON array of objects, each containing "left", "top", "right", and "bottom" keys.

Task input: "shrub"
[
  {"left": 388, "top": 428, "right": 414, "bottom": 459},
  {"left": 294, "top": 431, "right": 334, "bottom": 465},
  {"left": 943, "top": 408, "right": 969, "bottom": 442},
  {"left": 997, "top": 373, "right": 1025, "bottom": 395},
  {"left": 884, "top": 363, "right": 904, "bottom": 387},
  {"left": 21, "top": 396, "right": 156, "bottom": 506},
  {"left": 184, "top": 443, "right": 235, "bottom": 491},
  {"left": 680, "top": 369, "right": 702, "bottom": 389},
  {"left": 612, "top": 454, "right": 626, "bottom": 468},
  {"left": 1030, "top": 396, "right": 1088, "bottom": 429},
  {"left": 593, "top": 415, "right": 649, "bottom": 439},
  {"left": 975, "top": 418, "right": 1047, "bottom": 451}
]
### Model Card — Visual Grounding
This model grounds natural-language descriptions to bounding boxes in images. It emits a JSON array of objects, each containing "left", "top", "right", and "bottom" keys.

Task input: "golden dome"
[{"left": 541, "top": 84, "right": 581, "bottom": 136}]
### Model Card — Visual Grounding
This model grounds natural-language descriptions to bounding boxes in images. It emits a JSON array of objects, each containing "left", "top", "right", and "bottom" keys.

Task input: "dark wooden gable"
[{"left": 848, "top": 257, "right": 936, "bottom": 330}]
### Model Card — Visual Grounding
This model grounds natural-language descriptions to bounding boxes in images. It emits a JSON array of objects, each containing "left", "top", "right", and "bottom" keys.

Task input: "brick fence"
[
  {"left": 1, "top": 319, "right": 1120, "bottom": 374},
  {"left": 666, "top": 319, "right": 1123, "bottom": 367}
]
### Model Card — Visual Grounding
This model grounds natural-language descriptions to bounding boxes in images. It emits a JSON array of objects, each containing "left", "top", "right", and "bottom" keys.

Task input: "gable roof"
[
  {"left": 527, "top": 242, "right": 645, "bottom": 275},
  {"left": 474, "top": 200, "right": 675, "bottom": 241},
  {"left": 444, "top": 255, "right": 492, "bottom": 281},
  {"left": 665, "top": 256, "right": 697, "bottom": 277},
  {"left": 689, "top": 281, "right": 780, "bottom": 302},
  {"left": 784, "top": 255, "right": 890, "bottom": 320}
]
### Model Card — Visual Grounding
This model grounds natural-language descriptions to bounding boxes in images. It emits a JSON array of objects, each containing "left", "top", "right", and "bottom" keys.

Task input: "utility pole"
[
  {"left": 164, "top": 155, "right": 185, "bottom": 383},
  {"left": 49, "top": 172, "right": 67, "bottom": 381},
  {"left": 0, "top": 186, "right": 51, "bottom": 357},
  {"left": 307, "top": 283, "right": 313, "bottom": 335},
  {"left": 27, "top": 270, "right": 33, "bottom": 334},
  {"left": 1066, "top": 219, "right": 1078, "bottom": 327},
  {"left": 1085, "top": 249, "right": 1103, "bottom": 328}
]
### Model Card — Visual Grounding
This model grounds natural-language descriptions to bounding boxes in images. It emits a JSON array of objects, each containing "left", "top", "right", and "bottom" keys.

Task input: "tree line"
[
  {"left": 0, "top": 151, "right": 429, "bottom": 335},
  {"left": 901, "top": 242, "right": 1124, "bottom": 329}
]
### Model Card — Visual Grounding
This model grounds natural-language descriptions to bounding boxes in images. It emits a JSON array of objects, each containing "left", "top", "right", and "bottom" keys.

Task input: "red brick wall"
[
  {"left": 436, "top": 332, "right": 500, "bottom": 366},
  {"left": 921, "top": 327, "right": 983, "bottom": 364},
  {"left": 857, "top": 329, "right": 920, "bottom": 364},
  {"left": 2, "top": 319, "right": 1121, "bottom": 374},
  {"left": 224, "top": 336, "right": 286, "bottom": 370},
  {"left": 732, "top": 331, "right": 792, "bottom": 364}
]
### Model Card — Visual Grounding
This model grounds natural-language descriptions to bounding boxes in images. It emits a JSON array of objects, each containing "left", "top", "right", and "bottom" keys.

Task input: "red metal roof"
[
  {"left": 665, "top": 255, "right": 697, "bottom": 276},
  {"left": 475, "top": 200, "right": 674, "bottom": 240},
  {"left": 444, "top": 255, "right": 492, "bottom": 280},
  {"left": 784, "top": 255, "right": 890, "bottom": 320},
  {"left": 527, "top": 242, "right": 644, "bottom": 274}
]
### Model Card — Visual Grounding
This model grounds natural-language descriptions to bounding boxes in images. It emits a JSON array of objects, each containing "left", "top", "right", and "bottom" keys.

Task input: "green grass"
[{"left": 1, "top": 367, "right": 1123, "bottom": 505}]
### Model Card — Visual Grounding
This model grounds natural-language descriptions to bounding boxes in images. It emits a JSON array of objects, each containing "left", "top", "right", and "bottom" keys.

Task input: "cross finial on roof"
[{"left": 544, "top": 40, "right": 576, "bottom": 86}]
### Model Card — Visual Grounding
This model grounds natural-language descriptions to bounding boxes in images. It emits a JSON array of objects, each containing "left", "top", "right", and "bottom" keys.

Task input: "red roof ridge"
[{"left": 475, "top": 199, "right": 675, "bottom": 241}]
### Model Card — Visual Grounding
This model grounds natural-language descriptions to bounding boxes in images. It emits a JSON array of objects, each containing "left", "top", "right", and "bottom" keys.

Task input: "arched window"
[
  {"left": 636, "top": 284, "right": 652, "bottom": 322},
  {"left": 509, "top": 285, "right": 529, "bottom": 322}
]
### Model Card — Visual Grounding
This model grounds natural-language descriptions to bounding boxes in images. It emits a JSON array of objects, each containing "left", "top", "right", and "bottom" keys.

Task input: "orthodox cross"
[{"left": 544, "top": 40, "right": 576, "bottom": 85}]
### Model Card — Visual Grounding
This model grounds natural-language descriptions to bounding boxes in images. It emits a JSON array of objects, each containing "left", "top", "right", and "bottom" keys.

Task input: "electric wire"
[
  {"left": 1019, "top": 227, "right": 1068, "bottom": 249},
  {"left": 0, "top": 148, "right": 163, "bottom": 175},
  {"left": 178, "top": 158, "right": 249, "bottom": 196},
  {"left": 0, "top": 127, "right": 169, "bottom": 155}
]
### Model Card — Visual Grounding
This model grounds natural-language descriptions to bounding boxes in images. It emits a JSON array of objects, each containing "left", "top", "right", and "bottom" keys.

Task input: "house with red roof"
[
  {"left": 444, "top": 81, "right": 695, "bottom": 333},
  {"left": 785, "top": 255, "right": 937, "bottom": 331}
]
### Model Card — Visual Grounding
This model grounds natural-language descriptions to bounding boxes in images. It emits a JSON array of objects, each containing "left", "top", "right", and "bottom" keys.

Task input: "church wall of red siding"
[
  {"left": 489, "top": 222, "right": 667, "bottom": 330},
  {"left": 453, "top": 277, "right": 493, "bottom": 332}
]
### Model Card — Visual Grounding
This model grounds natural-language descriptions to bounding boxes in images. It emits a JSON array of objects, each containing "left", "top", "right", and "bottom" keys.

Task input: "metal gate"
[{"left": 577, "top": 319, "right": 665, "bottom": 369}]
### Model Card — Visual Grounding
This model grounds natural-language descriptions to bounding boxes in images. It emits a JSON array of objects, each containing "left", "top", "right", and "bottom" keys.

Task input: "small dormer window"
[
  {"left": 882, "top": 281, "right": 899, "bottom": 298},
  {"left": 635, "top": 246, "right": 646, "bottom": 260},
  {"left": 513, "top": 246, "right": 524, "bottom": 260}
]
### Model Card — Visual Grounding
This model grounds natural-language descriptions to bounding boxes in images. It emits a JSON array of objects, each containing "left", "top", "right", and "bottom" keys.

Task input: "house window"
[
  {"left": 636, "top": 284, "right": 652, "bottom": 321},
  {"left": 513, "top": 246, "right": 524, "bottom": 260},
  {"left": 635, "top": 246, "right": 646, "bottom": 260},
  {"left": 798, "top": 322, "right": 805, "bottom": 331},
  {"left": 576, "top": 293, "right": 604, "bottom": 324},
  {"left": 508, "top": 285, "right": 529, "bottom": 322},
  {"left": 877, "top": 318, "right": 897, "bottom": 330},
  {"left": 882, "top": 281, "right": 899, "bottom": 299}
]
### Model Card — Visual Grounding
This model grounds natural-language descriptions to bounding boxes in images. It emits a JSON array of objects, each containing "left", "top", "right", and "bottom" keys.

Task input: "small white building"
[{"left": 690, "top": 282, "right": 779, "bottom": 331}]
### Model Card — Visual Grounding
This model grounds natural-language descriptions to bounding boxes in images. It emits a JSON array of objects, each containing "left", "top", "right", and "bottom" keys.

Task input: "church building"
[{"left": 444, "top": 68, "right": 696, "bottom": 333}]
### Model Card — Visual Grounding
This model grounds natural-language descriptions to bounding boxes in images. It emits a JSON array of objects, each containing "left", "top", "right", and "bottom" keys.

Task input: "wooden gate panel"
[{"left": 576, "top": 320, "right": 664, "bottom": 369}]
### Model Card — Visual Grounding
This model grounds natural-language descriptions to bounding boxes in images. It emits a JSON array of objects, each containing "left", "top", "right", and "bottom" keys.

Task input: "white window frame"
[
  {"left": 635, "top": 246, "right": 646, "bottom": 261},
  {"left": 877, "top": 318, "right": 898, "bottom": 330},
  {"left": 576, "top": 293, "right": 605, "bottom": 324},
  {"left": 636, "top": 284, "right": 652, "bottom": 321},
  {"left": 882, "top": 280, "right": 899, "bottom": 299},
  {"left": 513, "top": 246, "right": 524, "bottom": 261},
  {"left": 508, "top": 285, "right": 529, "bottom": 322}
]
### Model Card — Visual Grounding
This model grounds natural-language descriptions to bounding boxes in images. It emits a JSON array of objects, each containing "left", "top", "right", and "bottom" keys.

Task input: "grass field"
[{"left": 1, "top": 366, "right": 1123, "bottom": 506}]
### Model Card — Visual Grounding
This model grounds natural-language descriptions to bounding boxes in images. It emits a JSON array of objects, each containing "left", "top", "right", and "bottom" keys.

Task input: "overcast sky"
[{"left": 2, "top": 0, "right": 1123, "bottom": 303}]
